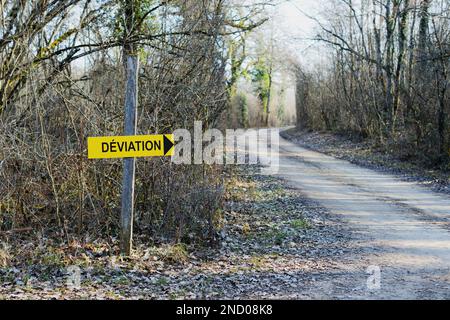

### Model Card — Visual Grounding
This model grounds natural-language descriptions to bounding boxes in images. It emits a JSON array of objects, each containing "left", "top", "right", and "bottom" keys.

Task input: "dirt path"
[
  {"left": 3, "top": 129, "right": 450, "bottom": 299},
  {"left": 249, "top": 128, "right": 450, "bottom": 299}
]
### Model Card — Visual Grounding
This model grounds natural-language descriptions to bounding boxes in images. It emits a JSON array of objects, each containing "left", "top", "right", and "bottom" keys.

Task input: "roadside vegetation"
[
  {"left": 293, "top": 0, "right": 450, "bottom": 169},
  {"left": 0, "top": 1, "right": 277, "bottom": 252},
  {"left": 0, "top": 166, "right": 351, "bottom": 299}
]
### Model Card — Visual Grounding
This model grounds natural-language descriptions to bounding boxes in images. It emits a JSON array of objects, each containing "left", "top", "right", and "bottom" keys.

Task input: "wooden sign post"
[
  {"left": 121, "top": 55, "right": 138, "bottom": 256},
  {"left": 87, "top": 129, "right": 175, "bottom": 256},
  {"left": 87, "top": 76, "right": 175, "bottom": 255},
  {"left": 112, "top": 0, "right": 173, "bottom": 256}
]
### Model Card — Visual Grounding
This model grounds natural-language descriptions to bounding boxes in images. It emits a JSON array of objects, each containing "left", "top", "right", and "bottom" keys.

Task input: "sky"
[
  {"left": 71, "top": 0, "right": 329, "bottom": 72},
  {"left": 236, "top": 0, "right": 335, "bottom": 73},
  {"left": 69, "top": 0, "right": 330, "bottom": 118},
  {"left": 269, "top": 0, "right": 331, "bottom": 68},
  {"left": 275, "top": 0, "right": 321, "bottom": 39},
  {"left": 242, "top": 0, "right": 334, "bottom": 121}
]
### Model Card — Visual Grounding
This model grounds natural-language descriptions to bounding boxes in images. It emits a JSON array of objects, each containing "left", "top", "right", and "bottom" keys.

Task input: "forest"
[
  {"left": 294, "top": 0, "right": 450, "bottom": 166},
  {"left": 1, "top": 0, "right": 450, "bottom": 301},
  {"left": 0, "top": 0, "right": 271, "bottom": 247}
]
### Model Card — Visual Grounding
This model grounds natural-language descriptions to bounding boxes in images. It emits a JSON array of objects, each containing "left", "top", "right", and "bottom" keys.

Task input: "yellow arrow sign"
[{"left": 87, "top": 134, "right": 174, "bottom": 159}]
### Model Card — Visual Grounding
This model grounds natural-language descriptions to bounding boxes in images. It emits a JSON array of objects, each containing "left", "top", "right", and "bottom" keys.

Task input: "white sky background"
[
  {"left": 71, "top": 0, "right": 331, "bottom": 70},
  {"left": 237, "top": 0, "right": 334, "bottom": 123},
  {"left": 266, "top": 0, "right": 332, "bottom": 70},
  {"left": 71, "top": 0, "right": 333, "bottom": 123},
  {"left": 73, "top": 0, "right": 332, "bottom": 72}
]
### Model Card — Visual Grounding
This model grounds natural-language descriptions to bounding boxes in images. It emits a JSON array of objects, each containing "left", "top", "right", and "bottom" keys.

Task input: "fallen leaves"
[{"left": 0, "top": 165, "right": 359, "bottom": 299}]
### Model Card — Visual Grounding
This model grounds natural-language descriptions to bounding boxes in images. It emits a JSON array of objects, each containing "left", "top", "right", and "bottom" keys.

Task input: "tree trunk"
[{"left": 393, "top": 0, "right": 409, "bottom": 122}]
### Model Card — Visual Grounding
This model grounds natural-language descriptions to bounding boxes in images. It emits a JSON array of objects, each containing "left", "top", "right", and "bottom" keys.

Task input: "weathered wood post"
[
  {"left": 121, "top": 0, "right": 138, "bottom": 255},
  {"left": 120, "top": 55, "right": 138, "bottom": 255}
]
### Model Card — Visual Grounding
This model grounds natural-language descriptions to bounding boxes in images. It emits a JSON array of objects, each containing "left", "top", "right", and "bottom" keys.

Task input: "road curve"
[{"left": 248, "top": 128, "right": 450, "bottom": 299}]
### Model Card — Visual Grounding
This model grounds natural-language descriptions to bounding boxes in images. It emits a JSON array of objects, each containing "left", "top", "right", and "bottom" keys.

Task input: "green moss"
[{"left": 291, "top": 219, "right": 311, "bottom": 230}]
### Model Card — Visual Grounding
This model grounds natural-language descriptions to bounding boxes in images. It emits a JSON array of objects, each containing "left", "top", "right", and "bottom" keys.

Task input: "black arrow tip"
[{"left": 163, "top": 135, "right": 174, "bottom": 155}]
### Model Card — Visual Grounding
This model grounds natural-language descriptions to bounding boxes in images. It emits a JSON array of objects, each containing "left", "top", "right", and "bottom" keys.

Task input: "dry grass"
[{"left": 0, "top": 242, "right": 10, "bottom": 267}]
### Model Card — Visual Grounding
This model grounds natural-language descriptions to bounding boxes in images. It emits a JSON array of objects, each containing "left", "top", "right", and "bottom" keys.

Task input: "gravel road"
[
  {"left": 247, "top": 128, "right": 450, "bottom": 299},
  {"left": 3, "top": 128, "right": 450, "bottom": 300}
]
